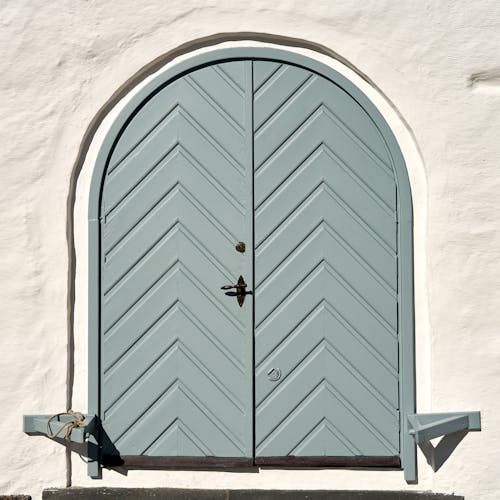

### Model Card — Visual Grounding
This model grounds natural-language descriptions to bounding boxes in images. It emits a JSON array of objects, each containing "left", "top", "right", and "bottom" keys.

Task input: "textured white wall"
[{"left": 2, "top": 1, "right": 500, "bottom": 499}]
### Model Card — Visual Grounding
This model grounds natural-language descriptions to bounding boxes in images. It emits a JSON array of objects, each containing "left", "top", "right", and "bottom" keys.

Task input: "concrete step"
[{"left": 42, "top": 489, "right": 464, "bottom": 500}]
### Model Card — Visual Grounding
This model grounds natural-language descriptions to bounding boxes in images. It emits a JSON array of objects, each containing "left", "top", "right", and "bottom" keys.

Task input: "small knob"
[
  {"left": 235, "top": 242, "right": 246, "bottom": 253},
  {"left": 267, "top": 368, "right": 282, "bottom": 381}
]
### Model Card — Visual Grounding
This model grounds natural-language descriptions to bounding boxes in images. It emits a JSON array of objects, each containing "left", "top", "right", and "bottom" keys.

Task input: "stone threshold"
[{"left": 42, "top": 489, "right": 464, "bottom": 500}]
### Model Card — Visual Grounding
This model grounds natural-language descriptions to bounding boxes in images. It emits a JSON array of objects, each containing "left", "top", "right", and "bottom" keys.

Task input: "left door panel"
[{"left": 99, "top": 61, "right": 254, "bottom": 460}]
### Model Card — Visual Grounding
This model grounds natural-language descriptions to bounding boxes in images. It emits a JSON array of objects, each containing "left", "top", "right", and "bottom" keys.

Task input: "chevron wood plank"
[
  {"left": 254, "top": 75, "right": 393, "bottom": 174},
  {"left": 253, "top": 60, "right": 399, "bottom": 459},
  {"left": 100, "top": 61, "right": 253, "bottom": 459},
  {"left": 255, "top": 300, "right": 398, "bottom": 407},
  {"left": 102, "top": 189, "right": 241, "bottom": 295}
]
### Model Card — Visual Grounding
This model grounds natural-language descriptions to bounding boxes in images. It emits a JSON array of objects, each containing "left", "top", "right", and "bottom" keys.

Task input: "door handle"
[{"left": 221, "top": 275, "right": 247, "bottom": 307}]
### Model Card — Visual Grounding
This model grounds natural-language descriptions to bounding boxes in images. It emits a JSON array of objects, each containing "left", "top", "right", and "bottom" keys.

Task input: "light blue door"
[
  {"left": 99, "top": 61, "right": 254, "bottom": 460},
  {"left": 98, "top": 58, "right": 400, "bottom": 464},
  {"left": 253, "top": 61, "right": 399, "bottom": 462}
]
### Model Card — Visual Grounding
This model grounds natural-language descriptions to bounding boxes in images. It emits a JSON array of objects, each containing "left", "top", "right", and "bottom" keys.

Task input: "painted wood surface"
[
  {"left": 98, "top": 58, "right": 401, "bottom": 462},
  {"left": 253, "top": 61, "right": 400, "bottom": 458},
  {"left": 99, "top": 61, "right": 254, "bottom": 458}
]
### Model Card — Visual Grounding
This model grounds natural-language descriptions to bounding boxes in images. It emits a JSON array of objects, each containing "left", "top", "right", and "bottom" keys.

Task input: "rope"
[{"left": 45, "top": 410, "right": 86, "bottom": 441}]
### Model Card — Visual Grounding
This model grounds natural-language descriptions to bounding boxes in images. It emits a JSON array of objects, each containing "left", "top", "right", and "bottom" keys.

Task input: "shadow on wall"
[
  {"left": 48, "top": 428, "right": 259, "bottom": 478},
  {"left": 418, "top": 430, "right": 467, "bottom": 472}
]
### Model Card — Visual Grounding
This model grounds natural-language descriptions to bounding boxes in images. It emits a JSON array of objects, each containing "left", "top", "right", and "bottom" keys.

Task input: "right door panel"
[{"left": 253, "top": 60, "right": 400, "bottom": 461}]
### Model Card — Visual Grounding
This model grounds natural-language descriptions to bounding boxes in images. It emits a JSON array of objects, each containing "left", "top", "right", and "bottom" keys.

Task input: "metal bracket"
[
  {"left": 407, "top": 412, "right": 481, "bottom": 444},
  {"left": 23, "top": 414, "right": 97, "bottom": 444}
]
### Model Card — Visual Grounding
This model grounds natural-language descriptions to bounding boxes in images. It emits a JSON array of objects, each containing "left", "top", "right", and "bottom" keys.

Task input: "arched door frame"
[{"left": 88, "top": 47, "right": 415, "bottom": 480}]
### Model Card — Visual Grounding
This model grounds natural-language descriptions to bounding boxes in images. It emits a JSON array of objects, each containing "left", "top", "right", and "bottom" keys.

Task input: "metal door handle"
[
  {"left": 221, "top": 275, "right": 247, "bottom": 307},
  {"left": 220, "top": 284, "right": 247, "bottom": 290}
]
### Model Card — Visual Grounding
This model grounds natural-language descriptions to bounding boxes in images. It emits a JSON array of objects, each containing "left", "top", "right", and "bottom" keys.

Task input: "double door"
[{"left": 99, "top": 59, "right": 400, "bottom": 465}]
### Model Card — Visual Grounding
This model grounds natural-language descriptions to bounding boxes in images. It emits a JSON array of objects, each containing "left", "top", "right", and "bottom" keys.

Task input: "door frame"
[{"left": 88, "top": 47, "right": 415, "bottom": 479}]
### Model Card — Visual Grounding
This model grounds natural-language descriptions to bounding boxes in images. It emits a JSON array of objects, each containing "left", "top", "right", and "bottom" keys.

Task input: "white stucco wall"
[{"left": 2, "top": 1, "right": 500, "bottom": 499}]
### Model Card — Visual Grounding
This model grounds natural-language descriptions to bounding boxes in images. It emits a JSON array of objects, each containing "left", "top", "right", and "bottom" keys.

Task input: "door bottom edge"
[
  {"left": 102, "top": 456, "right": 254, "bottom": 469},
  {"left": 255, "top": 456, "right": 401, "bottom": 468},
  {"left": 102, "top": 455, "right": 401, "bottom": 469}
]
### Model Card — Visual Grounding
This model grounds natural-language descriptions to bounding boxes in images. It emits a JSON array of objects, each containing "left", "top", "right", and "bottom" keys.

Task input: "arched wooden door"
[{"left": 89, "top": 49, "right": 414, "bottom": 473}]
